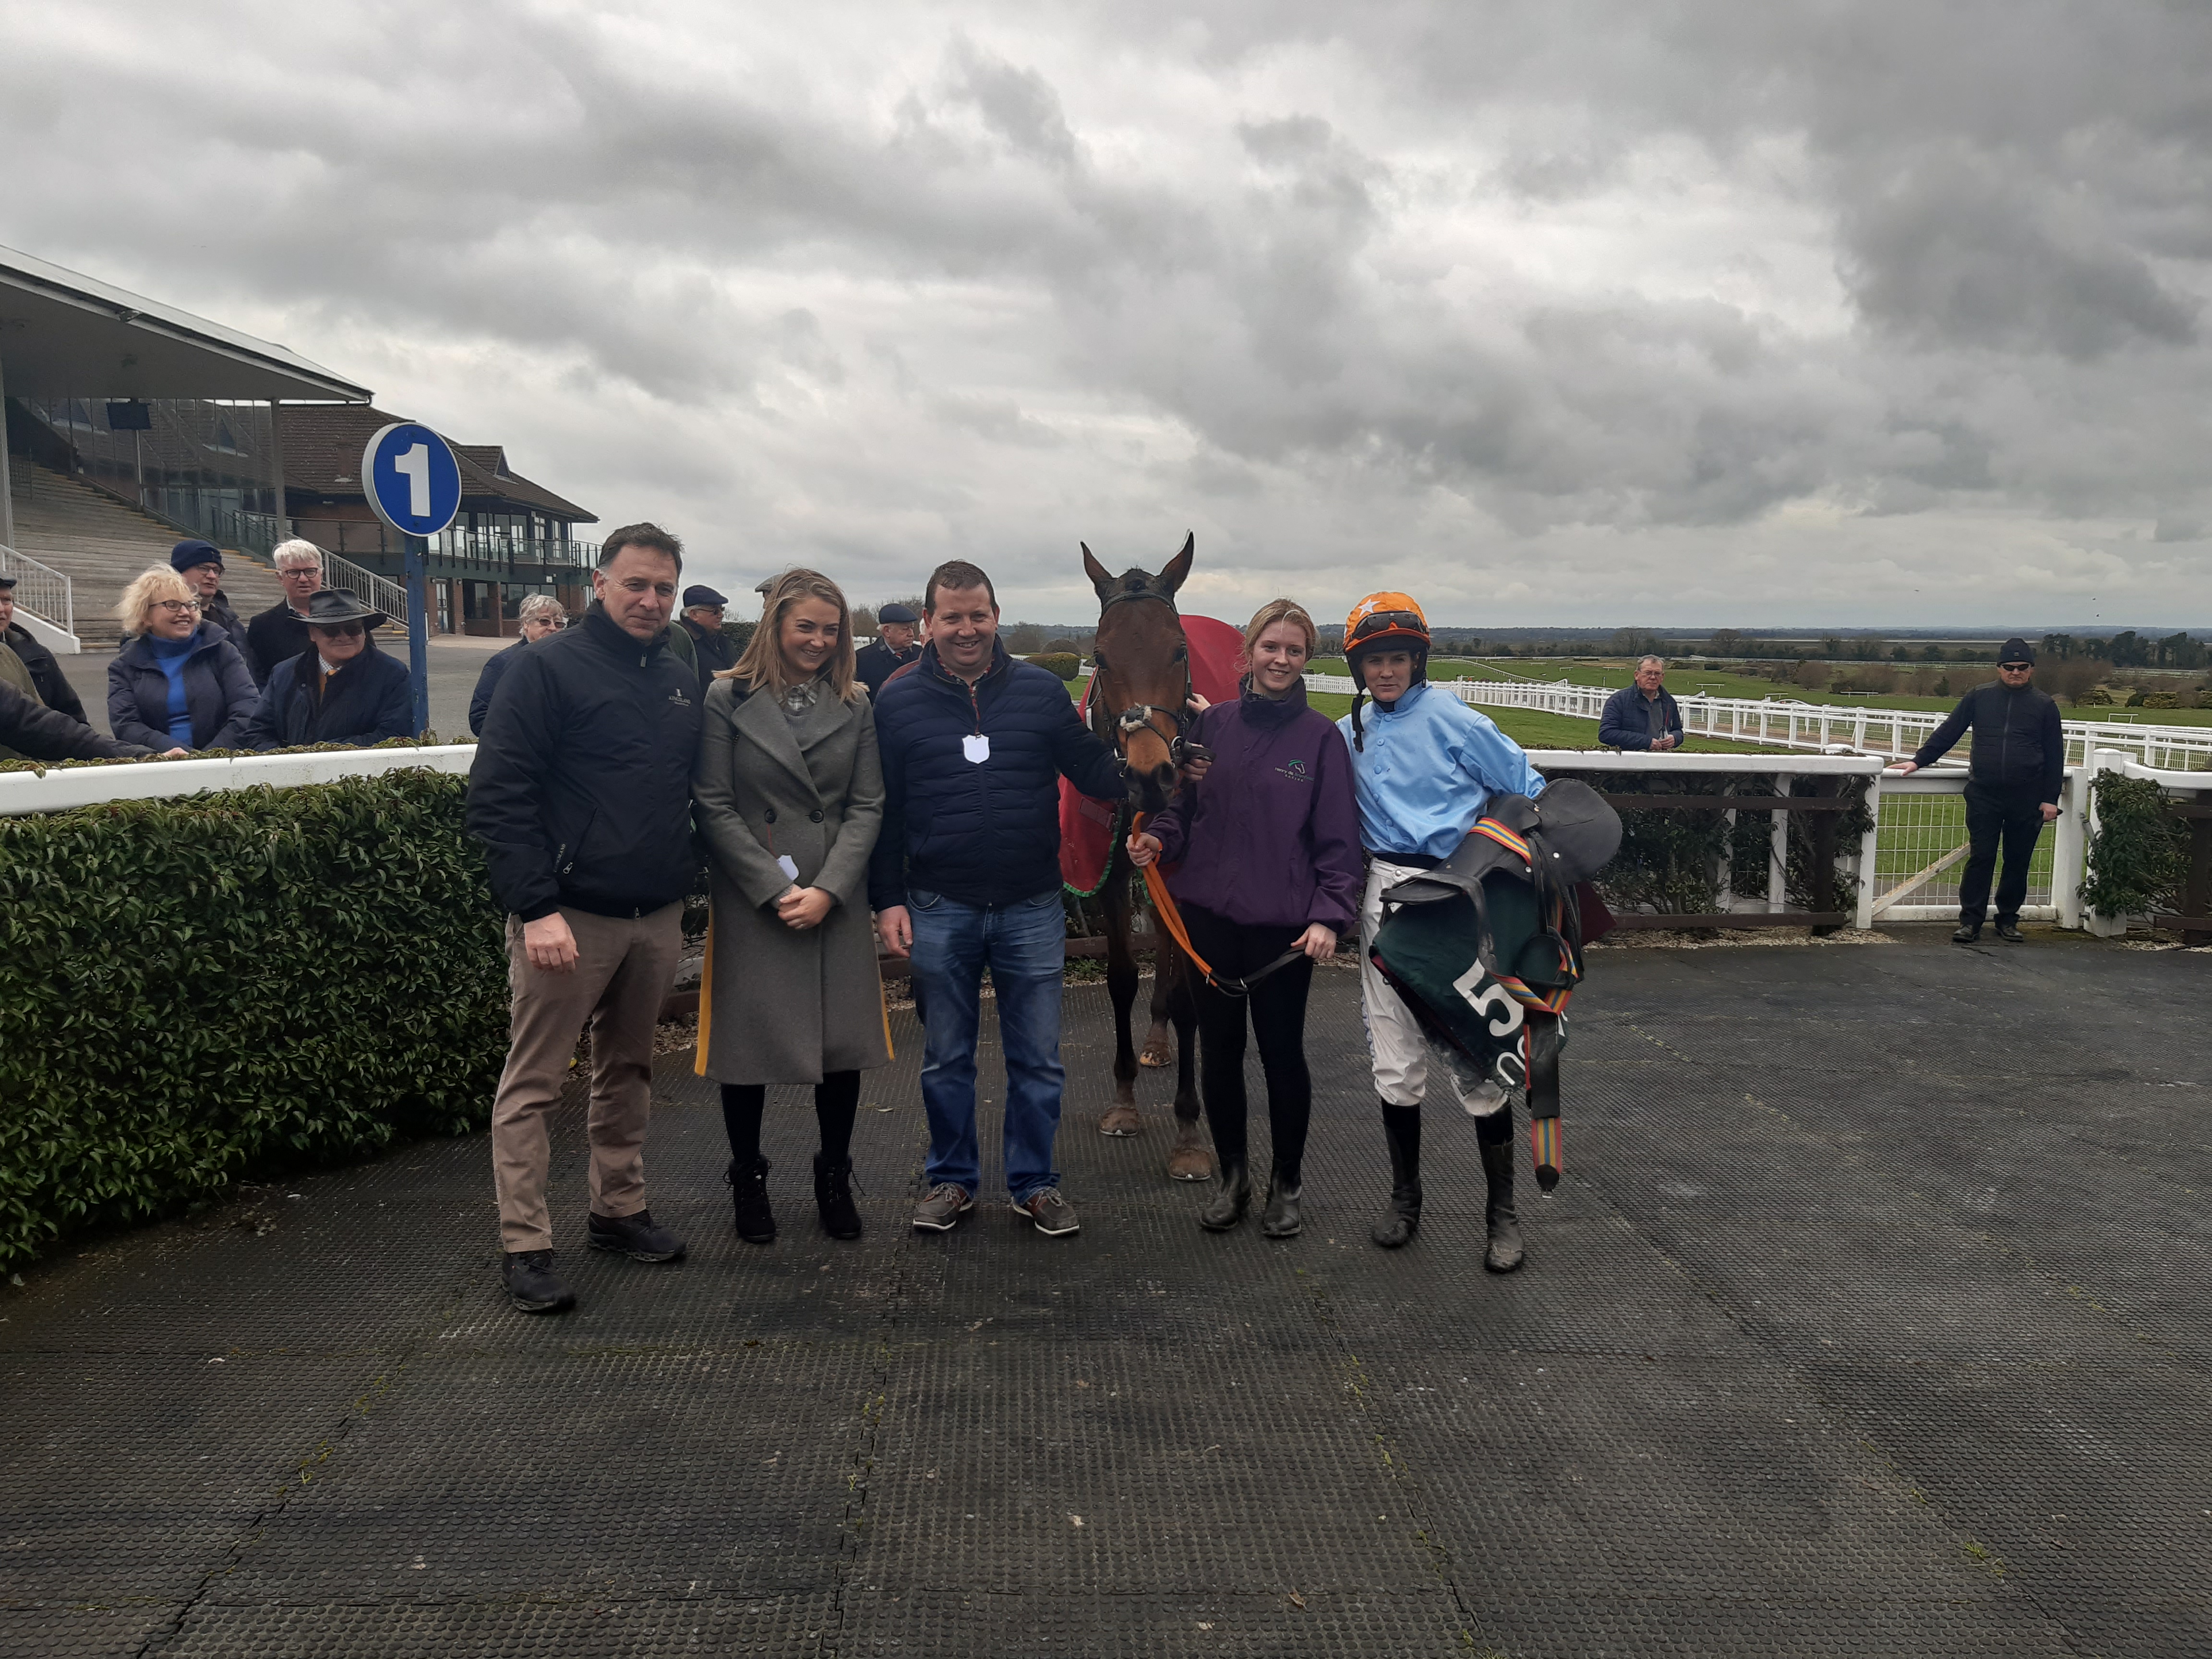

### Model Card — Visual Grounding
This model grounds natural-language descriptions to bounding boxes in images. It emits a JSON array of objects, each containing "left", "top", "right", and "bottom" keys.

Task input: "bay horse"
[{"left": 1080, "top": 535, "right": 1213, "bottom": 1182}]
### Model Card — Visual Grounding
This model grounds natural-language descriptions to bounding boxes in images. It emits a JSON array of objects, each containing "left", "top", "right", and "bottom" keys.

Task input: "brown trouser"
[{"left": 491, "top": 902, "right": 683, "bottom": 1252}]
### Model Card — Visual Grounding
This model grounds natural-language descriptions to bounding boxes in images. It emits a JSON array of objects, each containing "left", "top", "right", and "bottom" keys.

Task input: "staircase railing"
[
  {"left": 0, "top": 543, "right": 75, "bottom": 639},
  {"left": 316, "top": 549, "right": 409, "bottom": 627}
]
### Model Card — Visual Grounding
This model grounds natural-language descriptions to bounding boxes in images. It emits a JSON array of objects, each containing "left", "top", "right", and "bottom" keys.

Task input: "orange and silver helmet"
[{"left": 1343, "top": 591, "right": 1430, "bottom": 662}]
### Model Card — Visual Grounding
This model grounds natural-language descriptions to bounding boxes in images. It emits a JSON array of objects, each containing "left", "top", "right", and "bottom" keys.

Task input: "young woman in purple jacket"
[{"left": 1128, "top": 600, "right": 1364, "bottom": 1238}]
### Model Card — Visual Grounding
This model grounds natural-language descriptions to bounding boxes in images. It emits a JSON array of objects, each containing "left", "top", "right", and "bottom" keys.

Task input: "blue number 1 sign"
[{"left": 360, "top": 422, "right": 461, "bottom": 737}]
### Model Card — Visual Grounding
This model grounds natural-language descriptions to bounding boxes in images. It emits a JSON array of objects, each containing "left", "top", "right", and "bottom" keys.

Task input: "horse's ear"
[
  {"left": 1081, "top": 541, "right": 1115, "bottom": 598},
  {"left": 1158, "top": 532, "right": 1195, "bottom": 596}
]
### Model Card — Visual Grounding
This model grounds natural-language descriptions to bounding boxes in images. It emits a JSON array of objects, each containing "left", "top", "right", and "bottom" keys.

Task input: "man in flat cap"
[
  {"left": 1888, "top": 637, "right": 2065, "bottom": 945},
  {"left": 855, "top": 601, "right": 922, "bottom": 697},
  {"left": 170, "top": 541, "right": 253, "bottom": 671},
  {"left": 678, "top": 584, "right": 738, "bottom": 677}
]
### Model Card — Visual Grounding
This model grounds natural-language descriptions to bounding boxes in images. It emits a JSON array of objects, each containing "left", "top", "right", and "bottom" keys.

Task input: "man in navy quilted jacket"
[{"left": 871, "top": 559, "right": 1125, "bottom": 1238}]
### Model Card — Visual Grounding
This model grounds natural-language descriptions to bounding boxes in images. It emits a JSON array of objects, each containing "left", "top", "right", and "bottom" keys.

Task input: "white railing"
[
  {"left": 0, "top": 542, "right": 76, "bottom": 648},
  {"left": 0, "top": 744, "right": 473, "bottom": 815},
  {"left": 1302, "top": 674, "right": 2212, "bottom": 771},
  {"left": 318, "top": 548, "right": 409, "bottom": 627}
]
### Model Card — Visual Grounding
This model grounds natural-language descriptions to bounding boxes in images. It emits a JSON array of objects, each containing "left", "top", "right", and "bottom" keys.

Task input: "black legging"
[
  {"left": 721, "top": 1071, "right": 861, "bottom": 1165},
  {"left": 1182, "top": 903, "right": 1315, "bottom": 1186}
]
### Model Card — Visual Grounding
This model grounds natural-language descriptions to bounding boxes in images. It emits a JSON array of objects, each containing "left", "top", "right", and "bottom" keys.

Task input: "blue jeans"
[{"left": 908, "top": 886, "right": 1067, "bottom": 1203}]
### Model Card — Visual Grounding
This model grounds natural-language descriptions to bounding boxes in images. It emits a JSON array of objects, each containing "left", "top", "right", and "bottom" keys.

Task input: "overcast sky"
[{"left": 5, "top": 0, "right": 2211, "bottom": 627}]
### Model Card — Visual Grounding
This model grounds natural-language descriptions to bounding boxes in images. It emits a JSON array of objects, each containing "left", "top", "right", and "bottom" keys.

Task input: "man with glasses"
[
  {"left": 469, "top": 524, "right": 702, "bottom": 1314},
  {"left": 1888, "top": 637, "right": 2065, "bottom": 944},
  {"left": 245, "top": 541, "right": 326, "bottom": 686},
  {"left": 239, "top": 588, "right": 414, "bottom": 750},
  {"left": 677, "top": 585, "right": 738, "bottom": 676},
  {"left": 170, "top": 541, "right": 252, "bottom": 666},
  {"left": 469, "top": 593, "right": 570, "bottom": 736}
]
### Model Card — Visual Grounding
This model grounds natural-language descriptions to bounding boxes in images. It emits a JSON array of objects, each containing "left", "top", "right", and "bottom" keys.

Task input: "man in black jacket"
[
  {"left": 0, "top": 576, "right": 87, "bottom": 724},
  {"left": 468, "top": 523, "right": 702, "bottom": 1314},
  {"left": 1890, "top": 637, "right": 2066, "bottom": 944},
  {"left": 855, "top": 601, "right": 921, "bottom": 695},
  {"left": 244, "top": 541, "right": 325, "bottom": 686},
  {"left": 1598, "top": 656, "right": 1683, "bottom": 751},
  {"left": 677, "top": 585, "right": 738, "bottom": 677},
  {"left": 871, "top": 560, "right": 1125, "bottom": 1239}
]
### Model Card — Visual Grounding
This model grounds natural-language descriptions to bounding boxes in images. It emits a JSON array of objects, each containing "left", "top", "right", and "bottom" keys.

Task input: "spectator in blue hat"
[
  {"left": 169, "top": 541, "right": 253, "bottom": 669},
  {"left": 679, "top": 585, "right": 738, "bottom": 676},
  {"left": 855, "top": 601, "right": 921, "bottom": 696}
]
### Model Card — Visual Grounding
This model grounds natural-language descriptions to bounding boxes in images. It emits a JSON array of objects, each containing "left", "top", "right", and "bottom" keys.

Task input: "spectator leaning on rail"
[
  {"left": 1888, "top": 637, "right": 2064, "bottom": 946},
  {"left": 243, "top": 541, "right": 325, "bottom": 684},
  {"left": 854, "top": 601, "right": 922, "bottom": 696},
  {"left": 0, "top": 574, "right": 86, "bottom": 724},
  {"left": 469, "top": 594, "right": 569, "bottom": 736},
  {"left": 870, "top": 558, "right": 1127, "bottom": 1239},
  {"left": 168, "top": 541, "right": 253, "bottom": 672},
  {"left": 678, "top": 585, "right": 739, "bottom": 677},
  {"left": 1598, "top": 655, "right": 1684, "bottom": 751},
  {"left": 241, "top": 589, "right": 414, "bottom": 751},
  {"left": 0, "top": 682, "right": 179, "bottom": 762},
  {"left": 107, "top": 565, "right": 259, "bottom": 752},
  {"left": 467, "top": 523, "right": 702, "bottom": 1316},
  {"left": 694, "top": 568, "right": 888, "bottom": 1247},
  {"left": 1340, "top": 590, "right": 1549, "bottom": 1271},
  {"left": 1126, "top": 598, "right": 1362, "bottom": 1240}
]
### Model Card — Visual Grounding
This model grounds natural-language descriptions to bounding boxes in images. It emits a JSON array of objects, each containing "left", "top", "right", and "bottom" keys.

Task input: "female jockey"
[
  {"left": 1126, "top": 599, "right": 1363, "bottom": 1238},
  {"left": 1338, "top": 592, "right": 1548, "bottom": 1270}
]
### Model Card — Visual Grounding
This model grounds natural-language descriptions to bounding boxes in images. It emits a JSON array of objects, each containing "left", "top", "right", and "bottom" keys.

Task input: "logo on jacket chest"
[
  {"left": 1276, "top": 758, "right": 1310, "bottom": 781},
  {"left": 667, "top": 686, "right": 692, "bottom": 708}
]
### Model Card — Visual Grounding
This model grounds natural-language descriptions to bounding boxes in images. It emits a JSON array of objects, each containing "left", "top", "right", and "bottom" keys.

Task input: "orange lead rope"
[{"left": 1130, "top": 811, "right": 1218, "bottom": 980}]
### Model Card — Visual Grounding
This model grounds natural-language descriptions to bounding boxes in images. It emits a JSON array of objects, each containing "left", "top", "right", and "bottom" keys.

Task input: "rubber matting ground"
[{"left": 3, "top": 932, "right": 2208, "bottom": 1656}]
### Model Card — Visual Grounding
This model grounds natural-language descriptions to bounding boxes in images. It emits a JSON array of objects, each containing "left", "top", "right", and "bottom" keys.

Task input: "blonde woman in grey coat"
[{"left": 693, "top": 568, "right": 890, "bottom": 1242}]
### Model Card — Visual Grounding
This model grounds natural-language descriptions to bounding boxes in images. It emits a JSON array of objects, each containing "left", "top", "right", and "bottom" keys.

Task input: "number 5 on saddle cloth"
[{"left": 1367, "top": 780, "right": 1622, "bottom": 1194}]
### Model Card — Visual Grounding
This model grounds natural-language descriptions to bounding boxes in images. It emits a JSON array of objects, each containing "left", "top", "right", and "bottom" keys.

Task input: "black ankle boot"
[
  {"left": 814, "top": 1154, "right": 863, "bottom": 1240},
  {"left": 1479, "top": 1139, "right": 1524, "bottom": 1273},
  {"left": 1371, "top": 1105, "right": 1422, "bottom": 1249},
  {"left": 1261, "top": 1171, "right": 1302, "bottom": 1238},
  {"left": 1200, "top": 1160, "right": 1251, "bottom": 1231},
  {"left": 728, "top": 1155, "right": 774, "bottom": 1244}
]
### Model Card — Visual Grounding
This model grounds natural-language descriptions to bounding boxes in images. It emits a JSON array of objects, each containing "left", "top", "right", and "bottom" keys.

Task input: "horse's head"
[{"left": 1083, "top": 533, "right": 1195, "bottom": 815}]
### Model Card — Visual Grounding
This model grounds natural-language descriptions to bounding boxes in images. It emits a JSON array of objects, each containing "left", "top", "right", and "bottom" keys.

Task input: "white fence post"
[
  {"left": 2051, "top": 766, "right": 2087, "bottom": 931},
  {"left": 1855, "top": 770, "right": 1881, "bottom": 930},
  {"left": 1768, "top": 772, "right": 1791, "bottom": 913}
]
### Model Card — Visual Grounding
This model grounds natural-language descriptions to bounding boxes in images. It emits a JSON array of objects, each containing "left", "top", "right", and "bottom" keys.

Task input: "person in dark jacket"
[
  {"left": 678, "top": 585, "right": 739, "bottom": 677},
  {"left": 243, "top": 541, "right": 325, "bottom": 685},
  {"left": 466, "top": 524, "right": 701, "bottom": 1316},
  {"left": 240, "top": 589, "right": 415, "bottom": 751},
  {"left": 0, "top": 681, "right": 170, "bottom": 762},
  {"left": 855, "top": 601, "right": 922, "bottom": 695},
  {"left": 1128, "top": 599, "right": 1362, "bottom": 1238},
  {"left": 871, "top": 559, "right": 1125, "bottom": 1239},
  {"left": 1598, "top": 656, "right": 1683, "bottom": 751},
  {"left": 468, "top": 594, "right": 569, "bottom": 736},
  {"left": 0, "top": 575, "right": 86, "bottom": 724},
  {"left": 170, "top": 541, "right": 253, "bottom": 671},
  {"left": 1890, "top": 637, "right": 2066, "bottom": 944},
  {"left": 108, "top": 565, "right": 259, "bottom": 751}
]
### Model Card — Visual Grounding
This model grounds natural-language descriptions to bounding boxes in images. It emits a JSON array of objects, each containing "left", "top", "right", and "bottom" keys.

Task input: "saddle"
[{"left": 1368, "top": 780, "right": 1622, "bottom": 1190}]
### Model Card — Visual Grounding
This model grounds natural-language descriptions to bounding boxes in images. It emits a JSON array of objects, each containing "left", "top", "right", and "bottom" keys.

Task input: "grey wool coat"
[{"left": 692, "top": 676, "right": 891, "bottom": 1084}]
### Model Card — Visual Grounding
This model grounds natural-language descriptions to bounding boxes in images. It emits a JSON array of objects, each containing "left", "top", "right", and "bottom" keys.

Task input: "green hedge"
[
  {"left": 1026, "top": 652, "right": 1082, "bottom": 681},
  {"left": 0, "top": 768, "right": 509, "bottom": 1269},
  {"left": 2081, "top": 772, "right": 2191, "bottom": 920}
]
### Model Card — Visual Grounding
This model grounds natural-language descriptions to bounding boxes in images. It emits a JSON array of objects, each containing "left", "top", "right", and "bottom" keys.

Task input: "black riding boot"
[
  {"left": 1371, "top": 1104, "right": 1422, "bottom": 1249},
  {"left": 1479, "top": 1139, "right": 1525, "bottom": 1273},
  {"left": 1200, "top": 1159, "right": 1252, "bottom": 1231},
  {"left": 1260, "top": 1170, "right": 1302, "bottom": 1238},
  {"left": 728, "top": 1155, "right": 774, "bottom": 1244},
  {"left": 814, "top": 1154, "right": 863, "bottom": 1239}
]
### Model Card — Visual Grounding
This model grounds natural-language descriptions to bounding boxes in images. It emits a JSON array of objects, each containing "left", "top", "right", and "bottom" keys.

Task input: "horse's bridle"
[{"left": 1091, "top": 588, "right": 1192, "bottom": 766}]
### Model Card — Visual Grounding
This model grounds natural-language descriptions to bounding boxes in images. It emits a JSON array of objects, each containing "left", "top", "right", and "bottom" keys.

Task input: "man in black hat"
[
  {"left": 0, "top": 574, "right": 87, "bottom": 724},
  {"left": 1889, "top": 637, "right": 2065, "bottom": 944},
  {"left": 239, "top": 588, "right": 414, "bottom": 750},
  {"left": 855, "top": 601, "right": 922, "bottom": 696},
  {"left": 677, "top": 584, "right": 738, "bottom": 676},
  {"left": 170, "top": 540, "right": 253, "bottom": 669}
]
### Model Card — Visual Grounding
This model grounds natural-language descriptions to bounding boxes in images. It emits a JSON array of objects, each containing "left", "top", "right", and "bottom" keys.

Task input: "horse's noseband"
[{"left": 1115, "top": 702, "right": 1188, "bottom": 765}]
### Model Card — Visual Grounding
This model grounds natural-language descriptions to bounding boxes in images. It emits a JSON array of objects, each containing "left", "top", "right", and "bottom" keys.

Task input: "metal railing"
[
  {"left": 0, "top": 542, "right": 75, "bottom": 640},
  {"left": 316, "top": 548, "right": 409, "bottom": 627},
  {"left": 289, "top": 517, "right": 586, "bottom": 570},
  {"left": 1302, "top": 673, "right": 2212, "bottom": 771}
]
